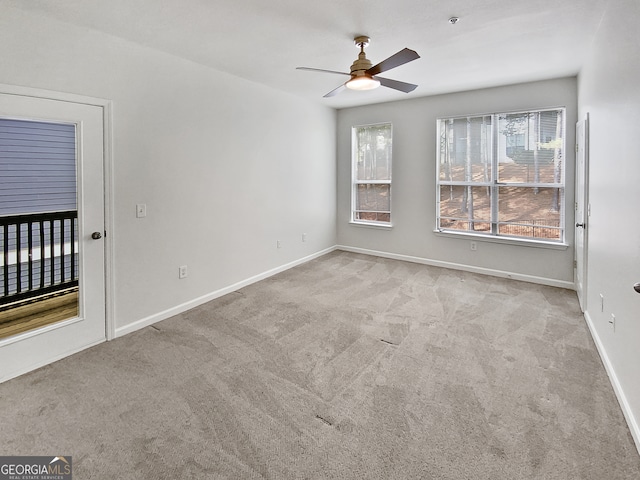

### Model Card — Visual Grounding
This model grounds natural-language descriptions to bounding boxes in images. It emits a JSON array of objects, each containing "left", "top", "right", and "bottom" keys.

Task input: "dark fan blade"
[
  {"left": 323, "top": 83, "right": 347, "bottom": 98},
  {"left": 296, "top": 67, "right": 351, "bottom": 76},
  {"left": 376, "top": 76, "right": 418, "bottom": 93},
  {"left": 366, "top": 48, "right": 420, "bottom": 76}
]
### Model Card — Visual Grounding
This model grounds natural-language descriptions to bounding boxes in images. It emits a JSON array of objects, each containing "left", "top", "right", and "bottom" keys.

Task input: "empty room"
[{"left": 0, "top": 0, "right": 639, "bottom": 478}]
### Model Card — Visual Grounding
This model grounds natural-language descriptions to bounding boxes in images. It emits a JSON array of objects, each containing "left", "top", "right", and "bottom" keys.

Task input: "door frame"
[
  {"left": 0, "top": 83, "right": 115, "bottom": 341},
  {"left": 575, "top": 113, "right": 589, "bottom": 311}
]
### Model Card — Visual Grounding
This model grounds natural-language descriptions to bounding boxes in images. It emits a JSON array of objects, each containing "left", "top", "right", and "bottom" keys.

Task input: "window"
[
  {"left": 352, "top": 123, "right": 392, "bottom": 225},
  {"left": 437, "top": 108, "right": 565, "bottom": 243}
]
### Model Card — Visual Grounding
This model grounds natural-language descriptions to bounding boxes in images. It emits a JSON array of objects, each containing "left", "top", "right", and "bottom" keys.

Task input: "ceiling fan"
[{"left": 297, "top": 36, "right": 420, "bottom": 98}]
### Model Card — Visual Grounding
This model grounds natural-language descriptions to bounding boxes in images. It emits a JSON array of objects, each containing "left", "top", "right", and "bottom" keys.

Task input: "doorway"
[{"left": 0, "top": 90, "right": 107, "bottom": 382}]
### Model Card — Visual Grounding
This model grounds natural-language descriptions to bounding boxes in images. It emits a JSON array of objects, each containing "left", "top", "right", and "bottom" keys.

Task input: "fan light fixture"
[
  {"left": 296, "top": 35, "right": 420, "bottom": 98},
  {"left": 346, "top": 75, "right": 380, "bottom": 91}
]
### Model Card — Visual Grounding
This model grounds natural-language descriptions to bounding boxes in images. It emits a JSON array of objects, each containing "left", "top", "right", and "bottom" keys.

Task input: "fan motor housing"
[{"left": 350, "top": 54, "right": 373, "bottom": 75}]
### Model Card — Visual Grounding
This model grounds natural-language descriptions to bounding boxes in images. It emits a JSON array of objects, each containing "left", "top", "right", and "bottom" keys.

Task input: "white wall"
[
  {"left": 0, "top": 7, "right": 337, "bottom": 332},
  {"left": 578, "top": 0, "right": 640, "bottom": 449},
  {"left": 337, "top": 78, "right": 577, "bottom": 286}
]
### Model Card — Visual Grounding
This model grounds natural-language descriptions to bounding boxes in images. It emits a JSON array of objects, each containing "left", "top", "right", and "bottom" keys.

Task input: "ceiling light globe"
[{"left": 346, "top": 75, "right": 381, "bottom": 91}]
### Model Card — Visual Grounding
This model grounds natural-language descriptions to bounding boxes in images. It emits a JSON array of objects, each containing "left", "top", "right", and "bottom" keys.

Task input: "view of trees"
[
  {"left": 438, "top": 109, "right": 565, "bottom": 240},
  {"left": 353, "top": 124, "right": 392, "bottom": 223}
]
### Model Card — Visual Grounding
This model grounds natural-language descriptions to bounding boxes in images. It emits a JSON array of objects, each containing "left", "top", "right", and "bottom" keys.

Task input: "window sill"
[
  {"left": 350, "top": 221, "right": 393, "bottom": 230},
  {"left": 433, "top": 229, "right": 569, "bottom": 250}
]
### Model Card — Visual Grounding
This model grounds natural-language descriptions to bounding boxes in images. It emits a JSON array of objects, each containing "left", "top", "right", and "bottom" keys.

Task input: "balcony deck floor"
[{"left": 0, "top": 290, "right": 78, "bottom": 340}]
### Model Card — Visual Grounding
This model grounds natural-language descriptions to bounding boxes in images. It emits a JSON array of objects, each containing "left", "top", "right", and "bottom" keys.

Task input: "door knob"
[
  {"left": 576, "top": 223, "right": 585, "bottom": 228},
  {"left": 91, "top": 231, "right": 102, "bottom": 240},
  {"left": 634, "top": 283, "right": 640, "bottom": 294}
]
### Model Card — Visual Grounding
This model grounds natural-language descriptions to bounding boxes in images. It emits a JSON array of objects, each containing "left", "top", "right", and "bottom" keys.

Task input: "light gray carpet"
[{"left": 1, "top": 251, "right": 639, "bottom": 479}]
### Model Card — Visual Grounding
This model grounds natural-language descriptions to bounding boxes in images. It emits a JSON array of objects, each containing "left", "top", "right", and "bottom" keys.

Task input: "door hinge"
[{"left": 573, "top": 260, "right": 577, "bottom": 268}]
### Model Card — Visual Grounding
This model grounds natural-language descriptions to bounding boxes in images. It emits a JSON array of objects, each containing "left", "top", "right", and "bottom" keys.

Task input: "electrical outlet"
[
  {"left": 470, "top": 241, "right": 477, "bottom": 251},
  {"left": 302, "top": 233, "right": 307, "bottom": 242},
  {"left": 179, "top": 265, "right": 188, "bottom": 279},
  {"left": 277, "top": 240, "right": 282, "bottom": 249},
  {"left": 609, "top": 313, "right": 615, "bottom": 331}
]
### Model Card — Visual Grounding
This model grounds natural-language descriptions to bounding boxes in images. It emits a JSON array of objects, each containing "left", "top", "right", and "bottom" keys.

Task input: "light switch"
[{"left": 136, "top": 204, "right": 147, "bottom": 218}]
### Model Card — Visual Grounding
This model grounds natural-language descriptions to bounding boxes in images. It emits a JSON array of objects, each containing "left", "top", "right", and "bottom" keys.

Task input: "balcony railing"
[{"left": 1, "top": 210, "right": 78, "bottom": 306}]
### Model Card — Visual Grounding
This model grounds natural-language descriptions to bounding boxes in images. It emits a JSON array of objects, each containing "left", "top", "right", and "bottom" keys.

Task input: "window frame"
[
  {"left": 351, "top": 122, "right": 393, "bottom": 227},
  {"left": 435, "top": 107, "right": 567, "bottom": 246}
]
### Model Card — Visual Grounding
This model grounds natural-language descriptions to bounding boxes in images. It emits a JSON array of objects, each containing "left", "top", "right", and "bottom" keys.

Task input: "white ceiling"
[{"left": 8, "top": 0, "right": 609, "bottom": 109}]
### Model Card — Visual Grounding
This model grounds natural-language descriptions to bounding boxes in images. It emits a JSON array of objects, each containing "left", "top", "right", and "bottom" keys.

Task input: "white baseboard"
[
  {"left": 335, "top": 245, "right": 576, "bottom": 290},
  {"left": 115, "top": 246, "right": 336, "bottom": 338},
  {"left": 116, "top": 245, "right": 574, "bottom": 338},
  {"left": 583, "top": 310, "right": 640, "bottom": 455}
]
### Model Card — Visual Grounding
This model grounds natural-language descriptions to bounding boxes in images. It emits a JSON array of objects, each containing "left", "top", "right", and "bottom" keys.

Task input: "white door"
[
  {"left": 0, "top": 92, "right": 105, "bottom": 382},
  {"left": 575, "top": 114, "right": 589, "bottom": 311}
]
